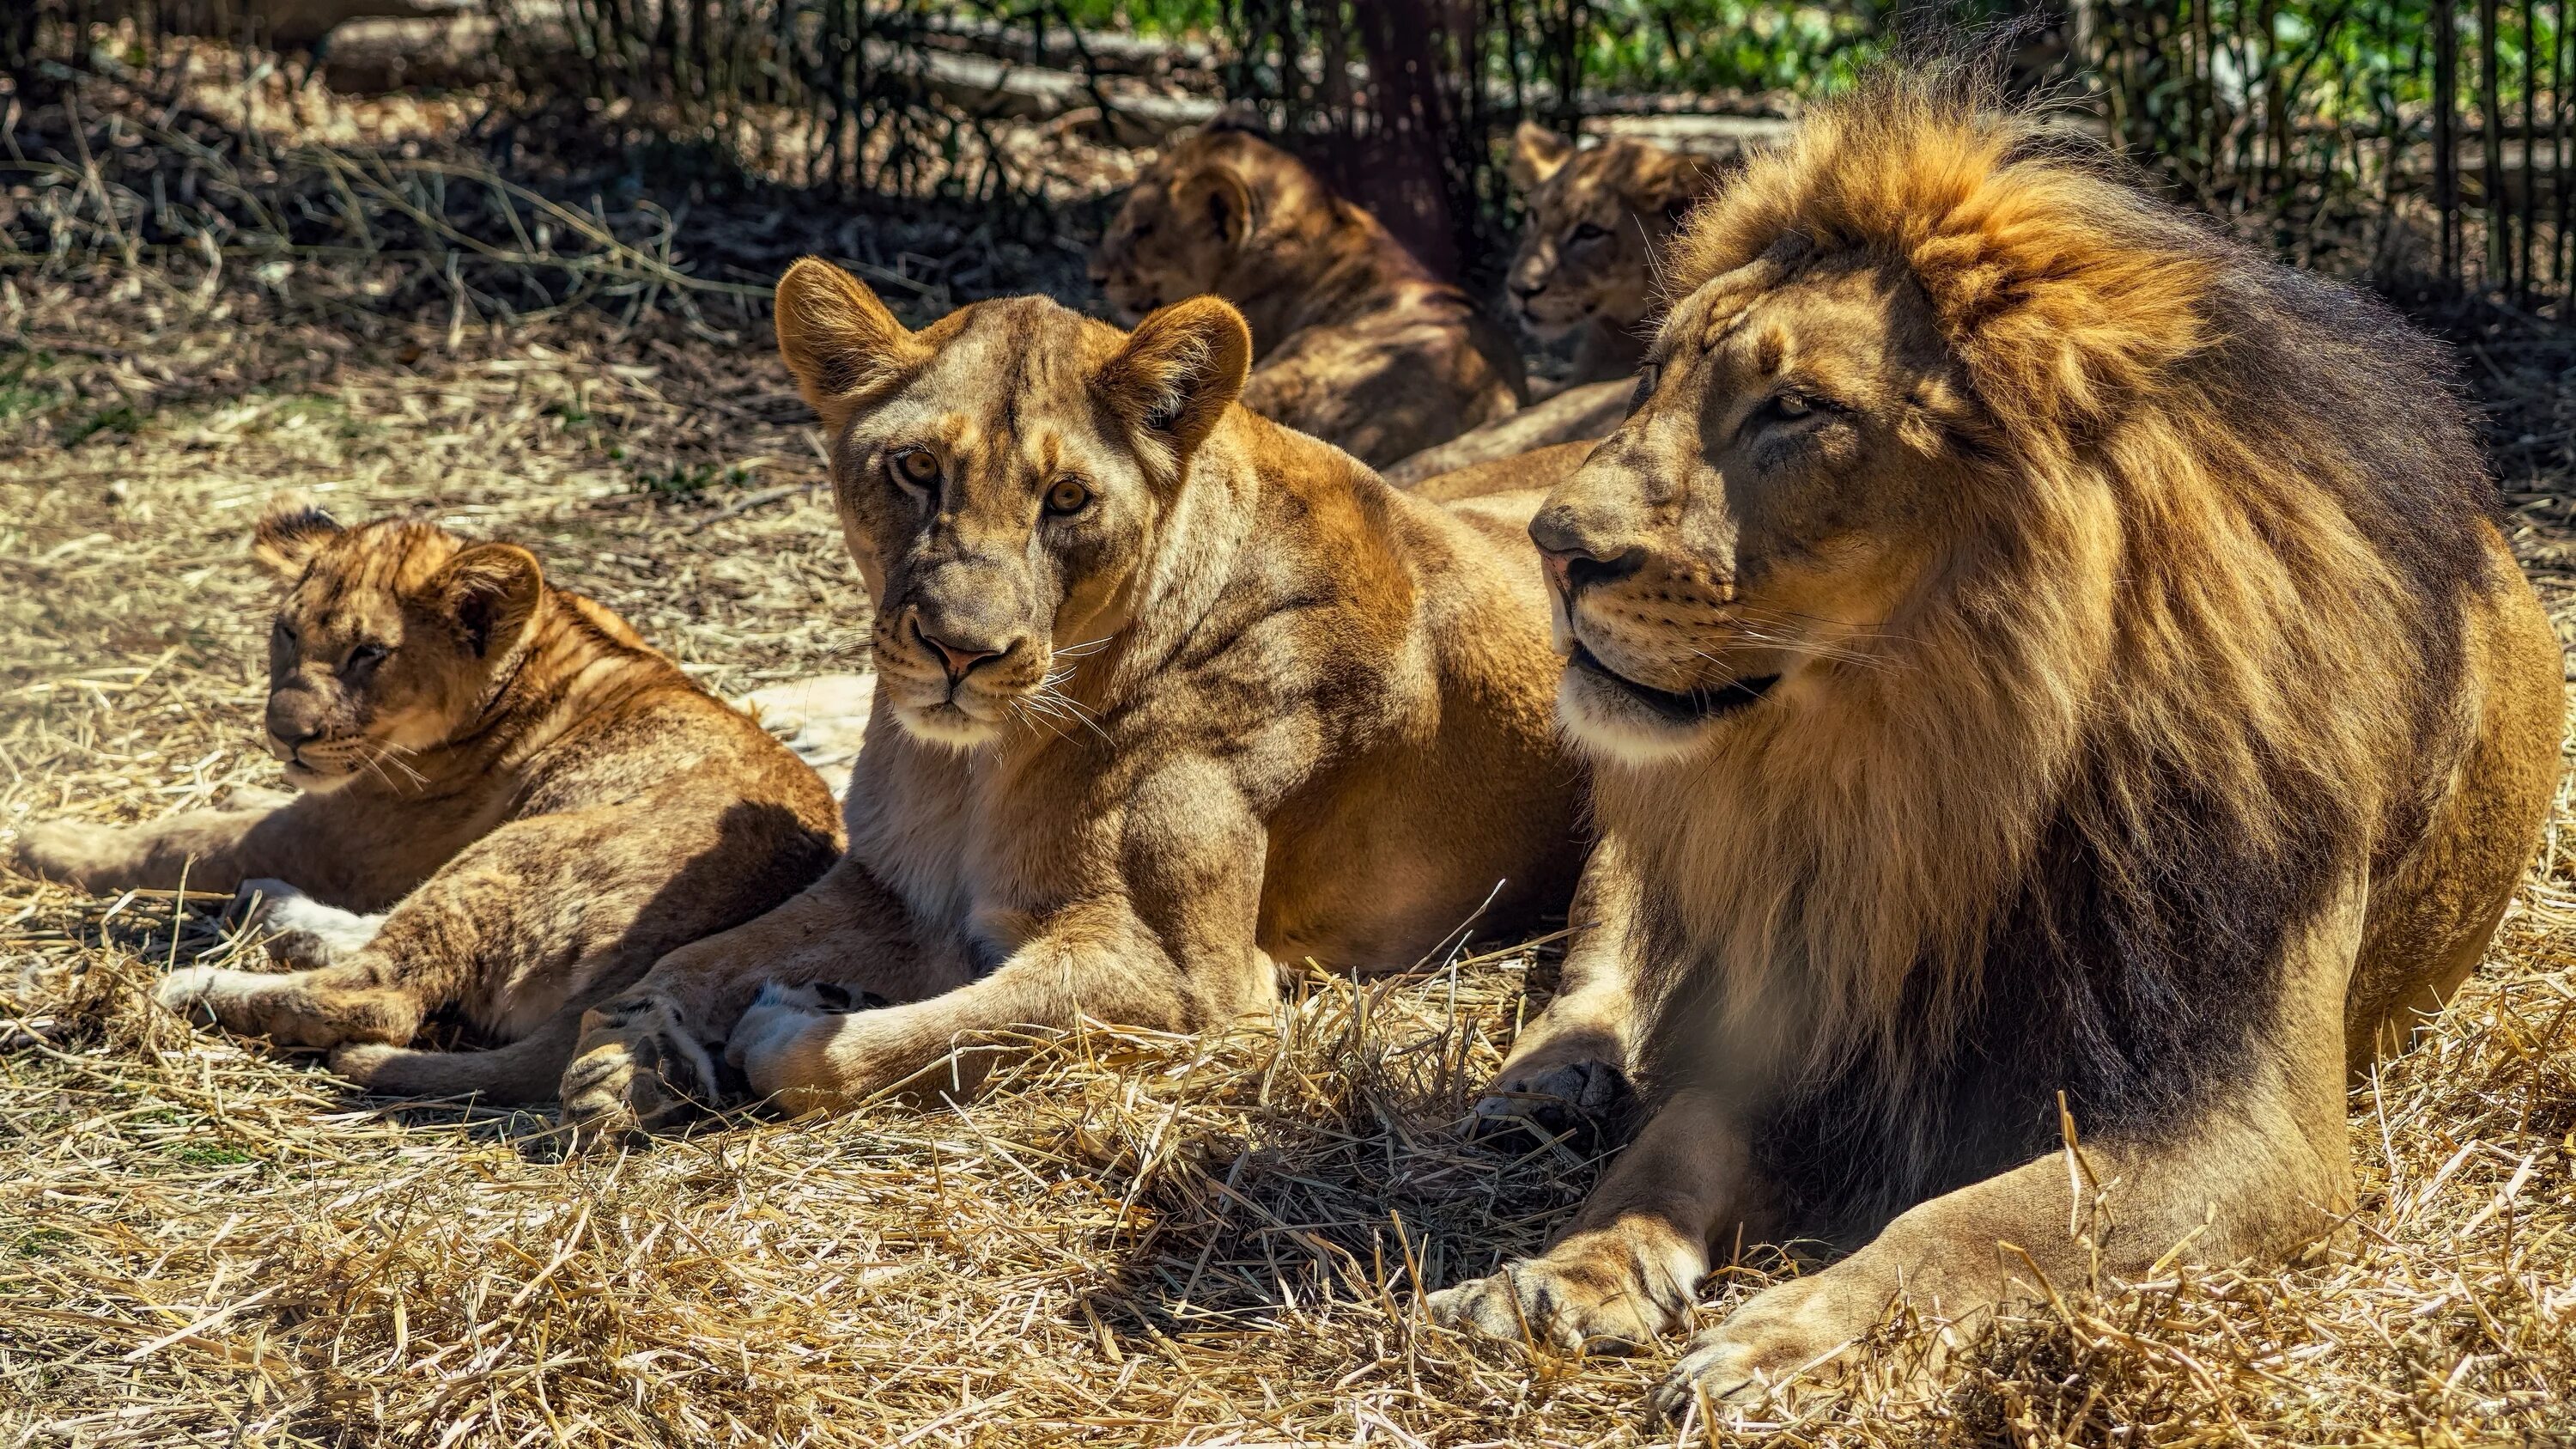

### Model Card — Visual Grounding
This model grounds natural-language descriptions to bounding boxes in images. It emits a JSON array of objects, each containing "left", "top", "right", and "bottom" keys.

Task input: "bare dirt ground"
[{"left": 3, "top": 62, "right": 2574, "bottom": 1449}]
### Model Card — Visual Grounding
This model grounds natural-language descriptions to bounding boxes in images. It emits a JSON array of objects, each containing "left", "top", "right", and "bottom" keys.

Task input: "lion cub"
[
  {"left": 557, "top": 260, "right": 1587, "bottom": 1137},
  {"left": 1091, "top": 123, "right": 1526, "bottom": 468},
  {"left": 8, "top": 506, "right": 841, "bottom": 1100},
  {"left": 1384, "top": 125, "right": 1733, "bottom": 484}
]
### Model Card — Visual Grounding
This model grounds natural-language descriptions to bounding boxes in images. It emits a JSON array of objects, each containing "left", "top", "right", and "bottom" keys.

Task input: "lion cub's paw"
[
  {"left": 6, "top": 819, "right": 115, "bottom": 888},
  {"left": 1469, "top": 1057, "right": 1636, "bottom": 1151},
  {"left": 234, "top": 879, "right": 386, "bottom": 966},
  {"left": 725, "top": 982, "right": 885, "bottom": 1114},
  {"left": 153, "top": 965, "right": 226, "bottom": 1024},
  {"left": 560, "top": 992, "right": 726, "bottom": 1145},
  {"left": 1425, "top": 1240, "right": 1692, "bottom": 1354}
]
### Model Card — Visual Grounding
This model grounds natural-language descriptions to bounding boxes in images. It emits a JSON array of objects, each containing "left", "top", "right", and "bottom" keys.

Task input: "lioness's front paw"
[
  {"left": 1470, "top": 1057, "right": 1636, "bottom": 1150},
  {"left": 1425, "top": 1246, "right": 1690, "bottom": 1352},
  {"left": 1646, "top": 1275, "right": 1865, "bottom": 1420},
  {"left": 560, "top": 992, "right": 725, "bottom": 1144}
]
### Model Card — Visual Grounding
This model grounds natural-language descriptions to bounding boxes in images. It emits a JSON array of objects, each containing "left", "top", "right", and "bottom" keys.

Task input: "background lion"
[
  {"left": 1091, "top": 124, "right": 1527, "bottom": 469},
  {"left": 1381, "top": 125, "right": 1733, "bottom": 486},
  {"left": 1431, "top": 74, "right": 2566, "bottom": 1416},
  {"left": 559, "top": 260, "right": 1589, "bottom": 1138},
  {"left": 9, "top": 506, "right": 842, "bottom": 1101}
]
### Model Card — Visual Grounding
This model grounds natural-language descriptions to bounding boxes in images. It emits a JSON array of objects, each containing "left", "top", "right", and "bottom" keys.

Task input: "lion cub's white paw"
[
  {"left": 234, "top": 879, "right": 385, "bottom": 965},
  {"left": 154, "top": 965, "right": 225, "bottom": 1018},
  {"left": 726, "top": 982, "right": 833, "bottom": 1071}
]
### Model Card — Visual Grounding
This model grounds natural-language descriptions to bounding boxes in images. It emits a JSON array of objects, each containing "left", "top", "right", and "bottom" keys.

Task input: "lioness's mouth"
[{"left": 1569, "top": 642, "right": 1777, "bottom": 724}]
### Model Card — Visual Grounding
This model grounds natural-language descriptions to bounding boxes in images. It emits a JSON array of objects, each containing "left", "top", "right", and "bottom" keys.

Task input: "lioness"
[
  {"left": 1381, "top": 125, "right": 1730, "bottom": 485},
  {"left": 556, "top": 260, "right": 1585, "bottom": 1137},
  {"left": 1090, "top": 125, "right": 1526, "bottom": 468},
  {"left": 8, "top": 507, "right": 841, "bottom": 1100},
  {"left": 1430, "top": 76, "right": 2566, "bottom": 1415}
]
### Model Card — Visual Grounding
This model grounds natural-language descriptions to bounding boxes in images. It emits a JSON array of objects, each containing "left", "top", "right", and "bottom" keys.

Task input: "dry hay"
[{"left": 4, "top": 91, "right": 2576, "bottom": 1449}]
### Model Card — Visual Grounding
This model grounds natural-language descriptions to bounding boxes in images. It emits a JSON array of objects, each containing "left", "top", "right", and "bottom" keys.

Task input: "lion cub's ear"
[
  {"left": 252, "top": 500, "right": 343, "bottom": 580},
  {"left": 434, "top": 542, "right": 545, "bottom": 661},
  {"left": 1509, "top": 121, "right": 1575, "bottom": 192},
  {"left": 774, "top": 257, "right": 927, "bottom": 431},
  {"left": 1095, "top": 296, "right": 1252, "bottom": 463}
]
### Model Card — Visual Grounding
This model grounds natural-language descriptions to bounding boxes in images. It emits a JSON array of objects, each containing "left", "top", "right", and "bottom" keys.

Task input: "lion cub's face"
[
  {"left": 250, "top": 508, "right": 545, "bottom": 792},
  {"left": 1506, "top": 125, "right": 1724, "bottom": 342},
  {"left": 1529, "top": 252, "right": 1975, "bottom": 761},
  {"left": 773, "top": 259, "right": 1252, "bottom": 750},
  {"left": 1091, "top": 131, "right": 1263, "bottom": 324}
]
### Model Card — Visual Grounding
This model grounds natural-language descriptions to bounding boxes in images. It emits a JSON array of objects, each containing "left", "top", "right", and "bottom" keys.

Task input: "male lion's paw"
[
  {"left": 559, "top": 992, "right": 726, "bottom": 1147},
  {"left": 1424, "top": 1251, "right": 1685, "bottom": 1353},
  {"left": 1646, "top": 1276, "right": 1864, "bottom": 1422},
  {"left": 1469, "top": 1057, "right": 1636, "bottom": 1152}
]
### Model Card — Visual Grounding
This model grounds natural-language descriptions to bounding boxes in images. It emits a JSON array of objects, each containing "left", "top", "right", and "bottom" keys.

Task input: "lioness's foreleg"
[
  {"left": 1429, "top": 1088, "right": 1768, "bottom": 1349},
  {"left": 560, "top": 854, "right": 971, "bottom": 1139},
  {"left": 726, "top": 765, "right": 1275, "bottom": 1117}
]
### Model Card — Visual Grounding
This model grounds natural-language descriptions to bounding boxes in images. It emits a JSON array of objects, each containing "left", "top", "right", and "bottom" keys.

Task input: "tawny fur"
[
  {"left": 9, "top": 508, "right": 841, "bottom": 1103},
  {"left": 558, "top": 260, "right": 1588, "bottom": 1142},
  {"left": 1089, "top": 125, "right": 1526, "bottom": 468},
  {"left": 1431, "top": 72, "right": 2566, "bottom": 1416}
]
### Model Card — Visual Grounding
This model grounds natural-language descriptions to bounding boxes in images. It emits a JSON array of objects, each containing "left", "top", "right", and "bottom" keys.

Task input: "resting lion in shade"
[
  {"left": 1431, "top": 73, "right": 2565, "bottom": 1416},
  {"left": 1090, "top": 124, "right": 1526, "bottom": 468}
]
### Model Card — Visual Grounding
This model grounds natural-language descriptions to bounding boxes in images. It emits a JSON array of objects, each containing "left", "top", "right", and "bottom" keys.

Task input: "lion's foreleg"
[
  {"left": 11, "top": 805, "right": 284, "bottom": 895},
  {"left": 1428, "top": 1087, "right": 1767, "bottom": 1349},
  {"left": 1646, "top": 892, "right": 2365, "bottom": 1418},
  {"left": 560, "top": 854, "right": 970, "bottom": 1140},
  {"left": 1476, "top": 836, "right": 1642, "bottom": 1142}
]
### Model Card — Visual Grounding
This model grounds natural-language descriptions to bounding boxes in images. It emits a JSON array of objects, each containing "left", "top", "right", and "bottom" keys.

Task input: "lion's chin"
[
  {"left": 279, "top": 758, "right": 361, "bottom": 795},
  {"left": 1555, "top": 645, "right": 1777, "bottom": 764},
  {"left": 889, "top": 698, "right": 1009, "bottom": 752}
]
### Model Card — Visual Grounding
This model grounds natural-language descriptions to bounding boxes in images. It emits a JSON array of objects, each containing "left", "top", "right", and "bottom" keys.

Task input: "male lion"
[
  {"left": 1430, "top": 77, "right": 2566, "bottom": 1415},
  {"left": 1090, "top": 125, "right": 1526, "bottom": 468},
  {"left": 1381, "top": 125, "right": 1730, "bottom": 486},
  {"left": 557, "top": 261, "right": 1586, "bottom": 1137},
  {"left": 9, "top": 508, "right": 841, "bottom": 1100}
]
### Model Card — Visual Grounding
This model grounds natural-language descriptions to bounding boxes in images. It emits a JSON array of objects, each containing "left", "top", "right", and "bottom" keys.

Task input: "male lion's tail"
[{"left": 328, "top": 1007, "right": 583, "bottom": 1105}]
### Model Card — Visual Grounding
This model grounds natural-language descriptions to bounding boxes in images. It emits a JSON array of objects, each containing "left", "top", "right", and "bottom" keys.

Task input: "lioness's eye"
[
  {"left": 1627, "top": 364, "right": 1661, "bottom": 417},
  {"left": 890, "top": 449, "right": 940, "bottom": 490},
  {"left": 1571, "top": 222, "right": 1612, "bottom": 243},
  {"left": 1045, "top": 479, "right": 1093, "bottom": 516}
]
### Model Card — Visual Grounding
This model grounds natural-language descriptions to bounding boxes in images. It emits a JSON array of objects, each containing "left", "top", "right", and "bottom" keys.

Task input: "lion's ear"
[
  {"left": 774, "top": 257, "right": 926, "bottom": 430},
  {"left": 434, "top": 542, "right": 545, "bottom": 661},
  {"left": 1095, "top": 296, "right": 1252, "bottom": 463},
  {"left": 252, "top": 500, "right": 342, "bottom": 580},
  {"left": 1200, "top": 168, "right": 1255, "bottom": 251},
  {"left": 1509, "top": 121, "right": 1575, "bottom": 191}
]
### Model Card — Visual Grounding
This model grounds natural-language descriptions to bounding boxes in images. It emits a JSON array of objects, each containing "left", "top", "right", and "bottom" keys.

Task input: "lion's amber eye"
[
  {"left": 892, "top": 449, "right": 939, "bottom": 489},
  {"left": 1045, "top": 479, "right": 1092, "bottom": 516}
]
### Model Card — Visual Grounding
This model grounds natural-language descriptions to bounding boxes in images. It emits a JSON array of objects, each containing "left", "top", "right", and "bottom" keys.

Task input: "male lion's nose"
[{"left": 914, "top": 619, "right": 1007, "bottom": 681}]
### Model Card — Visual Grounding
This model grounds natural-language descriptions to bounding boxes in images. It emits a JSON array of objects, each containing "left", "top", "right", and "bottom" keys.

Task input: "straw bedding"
[{"left": 4, "top": 99, "right": 2573, "bottom": 1449}]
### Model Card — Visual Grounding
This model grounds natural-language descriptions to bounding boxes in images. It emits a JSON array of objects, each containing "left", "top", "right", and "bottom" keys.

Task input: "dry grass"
[{"left": 5, "top": 81, "right": 2575, "bottom": 1449}]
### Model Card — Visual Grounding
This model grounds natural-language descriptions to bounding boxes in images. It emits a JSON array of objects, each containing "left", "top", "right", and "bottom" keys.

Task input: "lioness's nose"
[
  {"left": 1512, "top": 279, "right": 1546, "bottom": 301},
  {"left": 1530, "top": 506, "right": 1644, "bottom": 596},
  {"left": 914, "top": 619, "right": 1008, "bottom": 681}
]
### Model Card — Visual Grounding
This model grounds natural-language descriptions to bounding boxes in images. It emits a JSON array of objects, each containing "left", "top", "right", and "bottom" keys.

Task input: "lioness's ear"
[
  {"left": 1095, "top": 296, "right": 1252, "bottom": 461},
  {"left": 774, "top": 257, "right": 926, "bottom": 430},
  {"left": 434, "top": 543, "right": 544, "bottom": 661},
  {"left": 1509, "top": 121, "right": 1575, "bottom": 191},
  {"left": 252, "top": 500, "right": 342, "bottom": 580}
]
